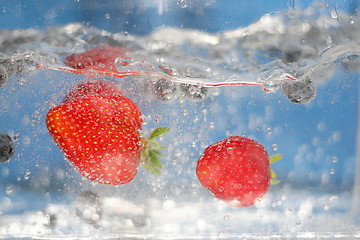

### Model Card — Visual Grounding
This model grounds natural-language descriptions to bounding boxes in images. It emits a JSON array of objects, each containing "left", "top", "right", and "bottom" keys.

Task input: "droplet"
[
  {"left": 296, "top": 220, "right": 301, "bottom": 225},
  {"left": 223, "top": 215, "right": 230, "bottom": 221},
  {"left": 227, "top": 147, "right": 233, "bottom": 154},
  {"left": 266, "top": 128, "right": 272, "bottom": 135},
  {"left": 272, "top": 144, "right": 278, "bottom": 151},
  {"left": 13, "top": 134, "right": 20, "bottom": 141},
  {"left": 271, "top": 201, "right": 277, "bottom": 208},
  {"left": 105, "top": 13, "right": 110, "bottom": 19},
  {"left": 332, "top": 156, "right": 338, "bottom": 163},
  {"left": 209, "top": 122, "right": 215, "bottom": 129},
  {"left": 181, "top": 109, "right": 189, "bottom": 116},
  {"left": 18, "top": 78, "right": 26, "bottom": 85},
  {"left": 2, "top": 107, "right": 7, "bottom": 112},
  {"left": 9, "top": 87, "right": 15, "bottom": 93},
  {"left": 329, "top": 168, "right": 335, "bottom": 174},
  {"left": 49, "top": 102, "right": 56, "bottom": 108},
  {"left": 6, "top": 187, "right": 13, "bottom": 194}
]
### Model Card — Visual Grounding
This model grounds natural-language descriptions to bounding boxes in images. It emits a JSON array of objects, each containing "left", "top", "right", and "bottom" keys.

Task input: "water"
[{"left": 0, "top": 0, "right": 360, "bottom": 238}]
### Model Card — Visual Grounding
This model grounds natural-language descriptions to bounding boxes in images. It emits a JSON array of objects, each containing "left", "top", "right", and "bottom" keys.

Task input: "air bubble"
[
  {"left": 105, "top": 13, "right": 110, "bottom": 19},
  {"left": 266, "top": 128, "right": 272, "bottom": 135},
  {"left": 13, "top": 134, "right": 20, "bottom": 141},
  {"left": 6, "top": 187, "right": 13, "bottom": 195},
  {"left": 18, "top": 78, "right": 26, "bottom": 85},
  {"left": 272, "top": 144, "right": 278, "bottom": 151},
  {"left": 227, "top": 147, "right": 233, "bottom": 154},
  {"left": 140, "top": 115, "right": 148, "bottom": 125},
  {"left": 223, "top": 215, "right": 230, "bottom": 221},
  {"left": 329, "top": 168, "right": 335, "bottom": 174},
  {"left": 181, "top": 109, "right": 189, "bottom": 116},
  {"left": 331, "top": 156, "right": 338, "bottom": 163}
]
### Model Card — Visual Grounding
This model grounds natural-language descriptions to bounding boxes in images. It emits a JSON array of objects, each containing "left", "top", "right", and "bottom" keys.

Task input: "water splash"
[{"left": 0, "top": 3, "right": 359, "bottom": 104}]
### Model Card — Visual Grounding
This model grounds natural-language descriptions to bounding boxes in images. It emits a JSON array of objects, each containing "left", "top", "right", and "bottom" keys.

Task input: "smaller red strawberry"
[
  {"left": 63, "top": 80, "right": 123, "bottom": 103},
  {"left": 65, "top": 45, "right": 127, "bottom": 71},
  {"left": 196, "top": 136, "right": 281, "bottom": 207}
]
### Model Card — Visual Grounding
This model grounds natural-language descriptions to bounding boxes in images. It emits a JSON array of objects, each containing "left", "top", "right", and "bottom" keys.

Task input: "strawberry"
[
  {"left": 196, "top": 136, "right": 281, "bottom": 207},
  {"left": 46, "top": 81, "right": 169, "bottom": 185},
  {"left": 65, "top": 45, "right": 127, "bottom": 71}
]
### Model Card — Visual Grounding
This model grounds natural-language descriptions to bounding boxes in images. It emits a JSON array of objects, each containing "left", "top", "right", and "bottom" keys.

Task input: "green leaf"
[
  {"left": 149, "top": 150, "right": 162, "bottom": 169},
  {"left": 149, "top": 127, "right": 170, "bottom": 139},
  {"left": 269, "top": 167, "right": 280, "bottom": 184},
  {"left": 151, "top": 149, "right": 163, "bottom": 157},
  {"left": 150, "top": 167, "right": 162, "bottom": 175},
  {"left": 270, "top": 179, "right": 280, "bottom": 184},
  {"left": 270, "top": 168, "right": 277, "bottom": 179},
  {"left": 269, "top": 153, "right": 282, "bottom": 164}
]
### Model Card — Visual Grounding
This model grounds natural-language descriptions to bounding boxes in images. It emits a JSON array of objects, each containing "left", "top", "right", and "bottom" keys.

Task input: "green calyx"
[
  {"left": 140, "top": 127, "right": 170, "bottom": 175},
  {"left": 269, "top": 153, "right": 282, "bottom": 184}
]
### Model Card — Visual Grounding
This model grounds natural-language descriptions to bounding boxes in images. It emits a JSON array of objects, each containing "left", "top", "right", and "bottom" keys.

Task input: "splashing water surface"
[{"left": 0, "top": 1, "right": 360, "bottom": 238}]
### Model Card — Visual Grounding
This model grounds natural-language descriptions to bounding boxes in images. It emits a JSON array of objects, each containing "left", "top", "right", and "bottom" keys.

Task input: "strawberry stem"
[
  {"left": 269, "top": 153, "right": 282, "bottom": 164},
  {"left": 140, "top": 127, "right": 170, "bottom": 175},
  {"left": 269, "top": 154, "right": 282, "bottom": 184}
]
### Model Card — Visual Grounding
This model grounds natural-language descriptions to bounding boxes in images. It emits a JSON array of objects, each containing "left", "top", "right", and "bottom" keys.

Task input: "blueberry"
[
  {"left": 282, "top": 78, "right": 316, "bottom": 104},
  {"left": 180, "top": 83, "right": 208, "bottom": 100},
  {"left": 0, "top": 132, "right": 15, "bottom": 163},
  {"left": 0, "top": 65, "right": 8, "bottom": 88},
  {"left": 282, "top": 49, "right": 302, "bottom": 63},
  {"left": 74, "top": 191, "right": 103, "bottom": 226},
  {"left": 152, "top": 79, "right": 177, "bottom": 101}
]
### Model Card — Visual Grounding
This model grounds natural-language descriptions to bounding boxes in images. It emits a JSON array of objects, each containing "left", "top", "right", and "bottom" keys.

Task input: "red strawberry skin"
[
  {"left": 65, "top": 45, "right": 126, "bottom": 70},
  {"left": 63, "top": 80, "right": 123, "bottom": 103},
  {"left": 46, "top": 94, "right": 142, "bottom": 185},
  {"left": 196, "top": 136, "right": 270, "bottom": 207}
]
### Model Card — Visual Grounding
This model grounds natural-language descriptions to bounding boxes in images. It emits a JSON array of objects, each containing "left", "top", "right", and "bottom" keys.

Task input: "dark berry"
[
  {"left": 0, "top": 65, "right": 7, "bottom": 88},
  {"left": 152, "top": 79, "right": 177, "bottom": 101},
  {"left": 282, "top": 78, "right": 316, "bottom": 104},
  {"left": 74, "top": 191, "right": 103, "bottom": 226},
  {"left": 180, "top": 83, "right": 208, "bottom": 100},
  {"left": 0, "top": 132, "right": 15, "bottom": 163}
]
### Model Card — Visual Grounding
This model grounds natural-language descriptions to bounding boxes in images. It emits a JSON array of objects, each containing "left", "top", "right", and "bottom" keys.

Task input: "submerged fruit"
[
  {"left": 196, "top": 136, "right": 280, "bottom": 207},
  {"left": 46, "top": 94, "right": 143, "bottom": 185},
  {"left": 46, "top": 80, "right": 169, "bottom": 185},
  {"left": 0, "top": 132, "right": 15, "bottom": 163}
]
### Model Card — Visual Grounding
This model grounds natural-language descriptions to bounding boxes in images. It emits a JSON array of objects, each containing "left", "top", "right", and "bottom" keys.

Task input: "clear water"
[{"left": 0, "top": 0, "right": 360, "bottom": 238}]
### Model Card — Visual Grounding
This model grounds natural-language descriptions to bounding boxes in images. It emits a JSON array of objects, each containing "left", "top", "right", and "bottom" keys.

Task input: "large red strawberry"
[
  {"left": 196, "top": 136, "right": 281, "bottom": 207},
  {"left": 46, "top": 81, "right": 168, "bottom": 185}
]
